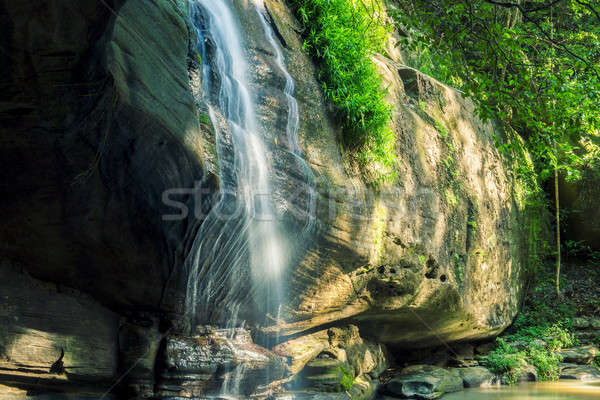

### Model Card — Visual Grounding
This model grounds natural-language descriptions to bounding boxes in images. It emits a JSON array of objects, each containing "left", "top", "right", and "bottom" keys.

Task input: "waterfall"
[
  {"left": 184, "top": 0, "right": 317, "bottom": 396},
  {"left": 185, "top": 0, "right": 287, "bottom": 327},
  {"left": 254, "top": 2, "right": 316, "bottom": 237}
]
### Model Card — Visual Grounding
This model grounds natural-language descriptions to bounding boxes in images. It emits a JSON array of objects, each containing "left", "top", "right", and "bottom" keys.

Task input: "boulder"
[
  {"left": 385, "top": 365, "right": 463, "bottom": 399},
  {"left": 156, "top": 327, "right": 286, "bottom": 397},
  {"left": 559, "top": 345, "right": 599, "bottom": 365},
  {"left": 559, "top": 364, "right": 600, "bottom": 380},
  {"left": 516, "top": 363, "right": 538, "bottom": 383},
  {"left": 0, "top": 0, "right": 215, "bottom": 318},
  {"left": 456, "top": 367, "right": 495, "bottom": 388},
  {"left": 278, "top": 325, "right": 387, "bottom": 394}
]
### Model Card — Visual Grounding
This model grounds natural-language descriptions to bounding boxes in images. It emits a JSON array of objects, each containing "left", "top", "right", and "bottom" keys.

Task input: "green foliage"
[
  {"left": 334, "top": 365, "right": 354, "bottom": 391},
  {"left": 391, "top": 0, "right": 600, "bottom": 189},
  {"left": 528, "top": 344, "right": 562, "bottom": 381},
  {"left": 482, "top": 264, "right": 578, "bottom": 383},
  {"left": 290, "top": 0, "right": 396, "bottom": 180},
  {"left": 482, "top": 338, "right": 527, "bottom": 384},
  {"left": 198, "top": 112, "right": 211, "bottom": 126},
  {"left": 434, "top": 119, "right": 449, "bottom": 140}
]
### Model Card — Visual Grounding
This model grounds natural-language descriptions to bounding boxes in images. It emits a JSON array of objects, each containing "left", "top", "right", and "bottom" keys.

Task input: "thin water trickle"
[{"left": 253, "top": 0, "right": 317, "bottom": 237}]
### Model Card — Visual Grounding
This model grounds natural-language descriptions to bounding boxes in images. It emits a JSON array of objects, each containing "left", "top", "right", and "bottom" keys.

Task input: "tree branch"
[{"left": 482, "top": 0, "right": 565, "bottom": 13}]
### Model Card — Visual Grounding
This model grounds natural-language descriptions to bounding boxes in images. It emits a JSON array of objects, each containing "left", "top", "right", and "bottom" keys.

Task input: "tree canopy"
[{"left": 391, "top": 0, "right": 600, "bottom": 179}]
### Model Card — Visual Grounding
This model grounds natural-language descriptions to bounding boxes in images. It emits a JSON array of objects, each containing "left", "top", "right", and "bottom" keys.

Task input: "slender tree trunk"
[{"left": 554, "top": 146, "right": 561, "bottom": 296}]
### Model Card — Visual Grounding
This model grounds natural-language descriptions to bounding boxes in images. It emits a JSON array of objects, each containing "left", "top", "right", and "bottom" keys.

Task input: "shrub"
[
  {"left": 528, "top": 344, "right": 561, "bottom": 381},
  {"left": 290, "top": 0, "right": 395, "bottom": 181},
  {"left": 482, "top": 264, "right": 578, "bottom": 384},
  {"left": 481, "top": 339, "right": 527, "bottom": 385}
]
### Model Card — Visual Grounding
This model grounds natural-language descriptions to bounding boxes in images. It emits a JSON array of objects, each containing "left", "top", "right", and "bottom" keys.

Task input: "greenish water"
[{"left": 443, "top": 381, "right": 600, "bottom": 399}]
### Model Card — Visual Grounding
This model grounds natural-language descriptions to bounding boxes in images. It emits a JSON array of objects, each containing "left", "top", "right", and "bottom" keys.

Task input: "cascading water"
[
  {"left": 253, "top": 2, "right": 316, "bottom": 238},
  {"left": 185, "top": 0, "right": 316, "bottom": 395},
  {"left": 185, "top": 0, "right": 287, "bottom": 327}
]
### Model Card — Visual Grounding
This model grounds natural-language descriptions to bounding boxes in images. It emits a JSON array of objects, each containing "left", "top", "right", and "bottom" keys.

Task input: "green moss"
[
  {"left": 198, "top": 112, "right": 210, "bottom": 126},
  {"left": 452, "top": 253, "right": 465, "bottom": 283},
  {"left": 444, "top": 188, "right": 457, "bottom": 207},
  {"left": 434, "top": 118, "right": 449, "bottom": 140},
  {"left": 334, "top": 365, "right": 354, "bottom": 391}
]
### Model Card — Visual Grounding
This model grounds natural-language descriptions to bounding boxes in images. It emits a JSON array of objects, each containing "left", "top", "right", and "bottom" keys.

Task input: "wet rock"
[
  {"left": 516, "top": 363, "right": 538, "bottom": 383},
  {"left": 350, "top": 375, "right": 379, "bottom": 400},
  {"left": 456, "top": 366, "right": 494, "bottom": 388},
  {"left": 246, "top": 0, "right": 540, "bottom": 348},
  {"left": 156, "top": 328, "right": 286, "bottom": 398},
  {"left": 273, "top": 330, "right": 331, "bottom": 376},
  {"left": 559, "top": 345, "right": 599, "bottom": 365},
  {"left": 559, "top": 364, "right": 600, "bottom": 380},
  {"left": 0, "top": 0, "right": 215, "bottom": 320},
  {"left": 118, "top": 317, "right": 163, "bottom": 398},
  {"left": 282, "top": 325, "right": 387, "bottom": 394},
  {"left": 385, "top": 365, "right": 463, "bottom": 399}
]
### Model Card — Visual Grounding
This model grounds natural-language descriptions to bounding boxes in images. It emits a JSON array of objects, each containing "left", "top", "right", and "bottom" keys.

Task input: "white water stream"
[
  {"left": 186, "top": 0, "right": 285, "bottom": 325},
  {"left": 185, "top": 0, "right": 315, "bottom": 395}
]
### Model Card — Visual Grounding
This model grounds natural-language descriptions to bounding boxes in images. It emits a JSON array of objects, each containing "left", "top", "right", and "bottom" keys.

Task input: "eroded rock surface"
[
  {"left": 0, "top": 0, "right": 214, "bottom": 317},
  {"left": 0, "top": 260, "right": 118, "bottom": 395},
  {"left": 237, "top": 0, "right": 537, "bottom": 348},
  {"left": 0, "top": 0, "right": 544, "bottom": 397}
]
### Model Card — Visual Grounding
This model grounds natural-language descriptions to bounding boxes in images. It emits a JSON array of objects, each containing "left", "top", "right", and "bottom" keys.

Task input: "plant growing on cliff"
[
  {"left": 338, "top": 365, "right": 355, "bottom": 391},
  {"left": 289, "top": 0, "right": 396, "bottom": 181}
]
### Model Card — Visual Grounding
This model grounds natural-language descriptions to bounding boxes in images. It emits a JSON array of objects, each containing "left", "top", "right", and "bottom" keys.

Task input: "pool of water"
[{"left": 443, "top": 381, "right": 600, "bottom": 399}]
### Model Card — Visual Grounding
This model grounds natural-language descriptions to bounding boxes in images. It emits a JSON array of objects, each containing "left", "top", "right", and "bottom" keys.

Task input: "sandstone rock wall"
[
  {"left": 0, "top": 0, "right": 541, "bottom": 396},
  {"left": 237, "top": 0, "right": 534, "bottom": 347},
  {"left": 0, "top": 0, "right": 215, "bottom": 314}
]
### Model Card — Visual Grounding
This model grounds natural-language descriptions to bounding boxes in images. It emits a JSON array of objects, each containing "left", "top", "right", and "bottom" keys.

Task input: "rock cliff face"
[
  {"left": 240, "top": 0, "right": 531, "bottom": 347},
  {"left": 0, "top": 0, "right": 536, "bottom": 397}
]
